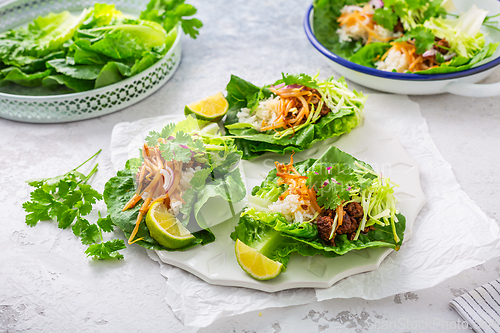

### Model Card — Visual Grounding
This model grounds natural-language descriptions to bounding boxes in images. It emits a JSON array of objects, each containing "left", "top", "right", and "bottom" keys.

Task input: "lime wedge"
[
  {"left": 145, "top": 202, "right": 195, "bottom": 249},
  {"left": 234, "top": 239, "right": 283, "bottom": 280},
  {"left": 184, "top": 92, "right": 229, "bottom": 121}
]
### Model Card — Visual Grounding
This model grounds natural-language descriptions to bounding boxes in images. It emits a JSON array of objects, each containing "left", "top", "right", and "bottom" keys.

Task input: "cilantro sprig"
[
  {"left": 22, "top": 150, "right": 126, "bottom": 260},
  {"left": 373, "top": 0, "right": 447, "bottom": 31},
  {"left": 306, "top": 163, "right": 374, "bottom": 209},
  {"left": 140, "top": 0, "right": 203, "bottom": 38},
  {"left": 145, "top": 123, "right": 206, "bottom": 163}
]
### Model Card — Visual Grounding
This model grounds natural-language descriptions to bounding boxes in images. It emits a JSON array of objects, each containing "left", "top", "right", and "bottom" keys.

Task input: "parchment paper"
[{"left": 110, "top": 94, "right": 500, "bottom": 329}]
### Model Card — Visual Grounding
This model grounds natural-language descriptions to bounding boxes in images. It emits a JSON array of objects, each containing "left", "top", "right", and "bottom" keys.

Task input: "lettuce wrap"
[
  {"left": 231, "top": 146, "right": 406, "bottom": 279},
  {"left": 224, "top": 73, "right": 366, "bottom": 160},
  {"left": 313, "top": 0, "right": 499, "bottom": 74},
  {"left": 104, "top": 116, "right": 246, "bottom": 251}
]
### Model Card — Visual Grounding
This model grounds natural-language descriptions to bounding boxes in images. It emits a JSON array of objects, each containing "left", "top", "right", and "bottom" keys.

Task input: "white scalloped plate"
[{"left": 146, "top": 118, "right": 426, "bottom": 292}]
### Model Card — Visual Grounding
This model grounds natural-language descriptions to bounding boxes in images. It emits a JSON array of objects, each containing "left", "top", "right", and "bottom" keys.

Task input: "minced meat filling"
[{"left": 316, "top": 202, "right": 367, "bottom": 245}]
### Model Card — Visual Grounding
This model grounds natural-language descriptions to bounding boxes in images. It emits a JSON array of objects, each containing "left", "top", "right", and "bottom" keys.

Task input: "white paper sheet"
[{"left": 109, "top": 94, "right": 500, "bottom": 329}]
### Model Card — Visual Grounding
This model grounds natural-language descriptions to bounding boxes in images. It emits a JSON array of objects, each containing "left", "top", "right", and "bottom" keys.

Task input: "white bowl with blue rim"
[{"left": 304, "top": 0, "right": 500, "bottom": 97}]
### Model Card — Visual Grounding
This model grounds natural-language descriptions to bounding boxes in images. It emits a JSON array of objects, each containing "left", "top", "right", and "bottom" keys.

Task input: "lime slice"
[
  {"left": 184, "top": 92, "right": 229, "bottom": 121},
  {"left": 145, "top": 201, "right": 195, "bottom": 249},
  {"left": 234, "top": 239, "right": 283, "bottom": 280}
]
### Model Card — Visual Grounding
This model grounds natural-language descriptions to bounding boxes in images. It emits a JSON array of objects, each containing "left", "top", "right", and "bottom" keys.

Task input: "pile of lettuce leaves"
[
  {"left": 313, "top": 0, "right": 499, "bottom": 74},
  {"left": 224, "top": 73, "right": 366, "bottom": 160},
  {"left": 0, "top": 0, "right": 202, "bottom": 93},
  {"left": 104, "top": 116, "right": 246, "bottom": 251},
  {"left": 231, "top": 146, "right": 406, "bottom": 272}
]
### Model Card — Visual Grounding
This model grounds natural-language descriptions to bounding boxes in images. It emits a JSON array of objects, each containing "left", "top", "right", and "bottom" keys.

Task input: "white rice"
[
  {"left": 169, "top": 166, "right": 202, "bottom": 216},
  {"left": 236, "top": 96, "right": 281, "bottom": 131},
  {"left": 268, "top": 194, "right": 316, "bottom": 223},
  {"left": 375, "top": 48, "right": 409, "bottom": 72}
]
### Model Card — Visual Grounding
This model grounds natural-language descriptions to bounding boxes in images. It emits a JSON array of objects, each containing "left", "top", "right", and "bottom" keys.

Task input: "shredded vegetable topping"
[
  {"left": 338, "top": 4, "right": 397, "bottom": 44},
  {"left": 274, "top": 154, "right": 321, "bottom": 215},
  {"left": 123, "top": 141, "right": 195, "bottom": 245},
  {"left": 379, "top": 41, "right": 439, "bottom": 72}
]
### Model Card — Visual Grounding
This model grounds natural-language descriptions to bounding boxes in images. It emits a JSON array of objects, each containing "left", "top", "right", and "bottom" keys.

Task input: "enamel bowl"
[
  {"left": 304, "top": 0, "right": 500, "bottom": 97},
  {"left": 0, "top": 0, "right": 182, "bottom": 123}
]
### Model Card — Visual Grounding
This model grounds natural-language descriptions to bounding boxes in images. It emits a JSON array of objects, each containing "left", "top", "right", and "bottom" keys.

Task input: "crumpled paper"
[{"left": 109, "top": 94, "right": 500, "bottom": 329}]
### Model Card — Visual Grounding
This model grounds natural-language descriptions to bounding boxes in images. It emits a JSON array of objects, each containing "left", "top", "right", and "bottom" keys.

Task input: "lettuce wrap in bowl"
[
  {"left": 305, "top": 0, "right": 500, "bottom": 96},
  {"left": 224, "top": 73, "right": 366, "bottom": 160}
]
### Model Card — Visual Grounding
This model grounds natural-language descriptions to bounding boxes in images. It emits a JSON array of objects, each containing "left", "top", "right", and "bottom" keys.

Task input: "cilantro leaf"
[
  {"left": 72, "top": 216, "right": 91, "bottom": 237},
  {"left": 181, "top": 18, "right": 203, "bottom": 39},
  {"left": 85, "top": 239, "right": 126, "bottom": 260},
  {"left": 306, "top": 164, "right": 367, "bottom": 210},
  {"left": 81, "top": 224, "right": 100, "bottom": 245},
  {"left": 159, "top": 131, "right": 195, "bottom": 163},
  {"left": 395, "top": 26, "right": 435, "bottom": 54},
  {"left": 97, "top": 215, "right": 114, "bottom": 233},
  {"left": 272, "top": 73, "right": 319, "bottom": 90},
  {"left": 373, "top": 8, "right": 399, "bottom": 31},
  {"left": 22, "top": 201, "right": 51, "bottom": 226},
  {"left": 140, "top": 0, "right": 203, "bottom": 39}
]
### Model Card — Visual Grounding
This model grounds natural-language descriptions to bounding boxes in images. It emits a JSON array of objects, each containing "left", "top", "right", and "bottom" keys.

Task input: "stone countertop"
[{"left": 1, "top": 0, "right": 500, "bottom": 332}]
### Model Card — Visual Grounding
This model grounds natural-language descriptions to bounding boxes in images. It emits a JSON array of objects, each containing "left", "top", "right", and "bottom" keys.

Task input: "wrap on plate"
[
  {"left": 231, "top": 146, "right": 406, "bottom": 279},
  {"left": 224, "top": 73, "right": 366, "bottom": 160},
  {"left": 104, "top": 116, "right": 246, "bottom": 251}
]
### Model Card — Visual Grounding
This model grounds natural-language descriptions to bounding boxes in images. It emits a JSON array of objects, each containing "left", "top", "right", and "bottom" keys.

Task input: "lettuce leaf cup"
[
  {"left": 313, "top": 0, "right": 499, "bottom": 74},
  {"left": 231, "top": 146, "right": 406, "bottom": 280},
  {"left": 224, "top": 73, "right": 366, "bottom": 160},
  {"left": 104, "top": 116, "right": 246, "bottom": 251}
]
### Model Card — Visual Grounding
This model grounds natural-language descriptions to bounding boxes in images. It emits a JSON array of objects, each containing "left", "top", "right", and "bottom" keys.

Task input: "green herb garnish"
[{"left": 22, "top": 150, "right": 126, "bottom": 260}]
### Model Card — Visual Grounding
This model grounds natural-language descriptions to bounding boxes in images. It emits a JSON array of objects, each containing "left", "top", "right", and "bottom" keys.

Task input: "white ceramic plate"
[{"left": 150, "top": 119, "right": 426, "bottom": 292}]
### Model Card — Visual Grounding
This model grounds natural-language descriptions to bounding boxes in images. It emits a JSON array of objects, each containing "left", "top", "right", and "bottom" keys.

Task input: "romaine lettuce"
[{"left": 0, "top": 0, "right": 201, "bottom": 93}]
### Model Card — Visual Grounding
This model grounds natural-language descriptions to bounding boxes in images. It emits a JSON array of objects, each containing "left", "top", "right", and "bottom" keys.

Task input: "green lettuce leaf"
[
  {"left": 0, "top": 9, "right": 91, "bottom": 67},
  {"left": 349, "top": 43, "right": 391, "bottom": 68},
  {"left": 312, "top": 0, "right": 364, "bottom": 59},
  {"left": 0, "top": 67, "right": 52, "bottom": 87},
  {"left": 42, "top": 74, "right": 95, "bottom": 92},
  {"left": 104, "top": 117, "right": 246, "bottom": 251}
]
